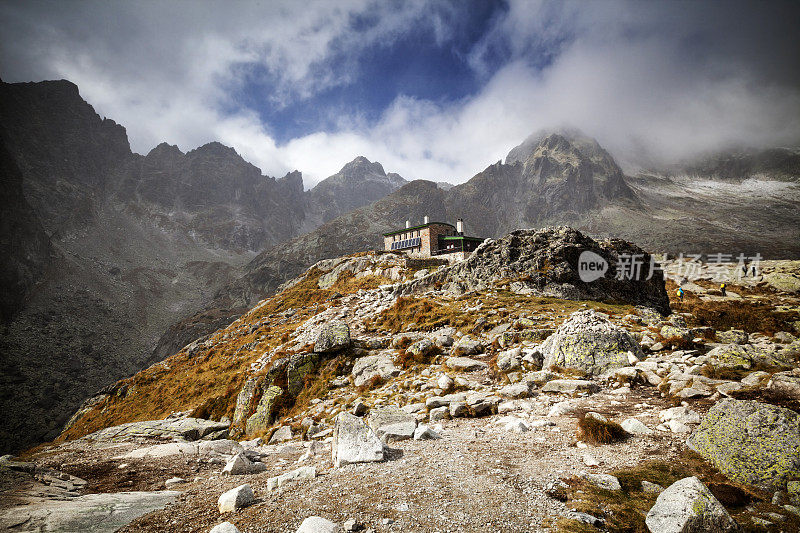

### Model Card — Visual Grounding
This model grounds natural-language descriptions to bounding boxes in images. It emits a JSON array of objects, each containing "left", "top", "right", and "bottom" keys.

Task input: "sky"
[{"left": 1, "top": 0, "right": 799, "bottom": 187}]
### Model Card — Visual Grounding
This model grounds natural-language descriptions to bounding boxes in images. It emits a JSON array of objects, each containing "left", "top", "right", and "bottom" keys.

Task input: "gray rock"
[
  {"left": 351, "top": 353, "right": 400, "bottom": 387},
  {"left": 497, "top": 347, "right": 522, "bottom": 372},
  {"left": 705, "top": 344, "right": 751, "bottom": 369},
  {"left": 688, "top": 399, "right": 800, "bottom": 491},
  {"left": 367, "top": 406, "right": 417, "bottom": 442},
  {"left": 583, "top": 473, "right": 621, "bottom": 491},
  {"left": 314, "top": 321, "right": 351, "bottom": 353},
  {"left": 218, "top": 484, "right": 255, "bottom": 513},
  {"left": 645, "top": 477, "right": 739, "bottom": 533},
  {"left": 541, "top": 379, "right": 599, "bottom": 394},
  {"left": 449, "top": 401, "right": 468, "bottom": 417},
  {"left": 210, "top": 522, "right": 241, "bottom": 533},
  {"left": 499, "top": 383, "right": 531, "bottom": 399},
  {"left": 413, "top": 424, "right": 441, "bottom": 440},
  {"left": 444, "top": 356, "right": 488, "bottom": 371},
  {"left": 0, "top": 490, "right": 180, "bottom": 533},
  {"left": 767, "top": 372, "right": 800, "bottom": 400},
  {"left": 450, "top": 336, "right": 483, "bottom": 357},
  {"left": 406, "top": 338, "right": 435, "bottom": 358},
  {"left": 621, "top": 418, "right": 653, "bottom": 435},
  {"left": 429, "top": 406, "right": 450, "bottom": 423},
  {"left": 540, "top": 310, "right": 644, "bottom": 375},
  {"left": 267, "top": 465, "right": 316, "bottom": 492},
  {"left": 269, "top": 425, "right": 293, "bottom": 444},
  {"left": 437, "top": 374, "right": 454, "bottom": 392},
  {"left": 332, "top": 413, "right": 384, "bottom": 468},
  {"left": 296, "top": 516, "right": 340, "bottom": 533},
  {"left": 222, "top": 453, "right": 266, "bottom": 475},
  {"left": 716, "top": 329, "right": 750, "bottom": 345},
  {"left": 641, "top": 481, "right": 664, "bottom": 493}
]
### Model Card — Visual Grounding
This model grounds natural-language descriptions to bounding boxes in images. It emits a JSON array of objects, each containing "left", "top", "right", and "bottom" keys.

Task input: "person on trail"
[
  {"left": 676, "top": 287, "right": 684, "bottom": 302},
  {"left": 720, "top": 282, "right": 727, "bottom": 297}
]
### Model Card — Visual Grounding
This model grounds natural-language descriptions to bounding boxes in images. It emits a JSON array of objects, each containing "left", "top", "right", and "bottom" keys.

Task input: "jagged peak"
[
  {"left": 505, "top": 128, "right": 605, "bottom": 165},
  {"left": 146, "top": 142, "right": 184, "bottom": 159},
  {"left": 189, "top": 141, "right": 240, "bottom": 157},
  {"left": 339, "top": 155, "right": 386, "bottom": 177}
]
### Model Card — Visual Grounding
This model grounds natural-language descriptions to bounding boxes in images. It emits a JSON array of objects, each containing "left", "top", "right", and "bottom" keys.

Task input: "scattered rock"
[
  {"left": 541, "top": 379, "right": 599, "bottom": 394},
  {"left": 296, "top": 516, "right": 340, "bottom": 533},
  {"left": 218, "top": 484, "right": 255, "bottom": 513},
  {"left": 367, "top": 406, "right": 417, "bottom": 442},
  {"left": 267, "top": 466, "right": 316, "bottom": 492},
  {"left": 621, "top": 418, "right": 653, "bottom": 435},
  {"left": 583, "top": 473, "right": 621, "bottom": 491},
  {"left": 645, "top": 476, "right": 740, "bottom": 533},
  {"left": 716, "top": 329, "right": 750, "bottom": 345},
  {"left": 269, "top": 425, "right": 293, "bottom": 444},
  {"left": 332, "top": 413, "right": 384, "bottom": 468},
  {"left": 314, "top": 321, "right": 351, "bottom": 353},
  {"left": 210, "top": 522, "right": 241, "bottom": 533},
  {"left": 444, "top": 356, "right": 487, "bottom": 372},
  {"left": 351, "top": 353, "right": 400, "bottom": 388},
  {"left": 413, "top": 424, "right": 441, "bottom": 440}
]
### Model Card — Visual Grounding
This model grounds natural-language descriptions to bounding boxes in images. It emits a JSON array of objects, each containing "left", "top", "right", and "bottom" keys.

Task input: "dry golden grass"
[
  {"left": 556, "top": 450, "right": 791, "bottom": 533},
  {"left": 575, "top": 412, "right": 628, "bottom": 445},
  {"left": 665, "top": 279, "right": 798, "bottom": 335}
]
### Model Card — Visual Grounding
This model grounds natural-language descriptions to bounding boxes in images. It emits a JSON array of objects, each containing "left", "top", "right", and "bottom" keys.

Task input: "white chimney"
[
  {"left": 457, "top": 218, "right": 463, "bottom": 234},
  {"left": 423, "top": 215, "right": 429, "bottom": 224},
  {"left": 405, "top": 220, "right": 410, "bottom": 229}
]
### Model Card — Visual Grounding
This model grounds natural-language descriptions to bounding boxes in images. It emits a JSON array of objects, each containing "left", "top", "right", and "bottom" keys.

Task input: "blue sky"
[{"left": 1, "top": 0, "right": 799, "bottom": 187}]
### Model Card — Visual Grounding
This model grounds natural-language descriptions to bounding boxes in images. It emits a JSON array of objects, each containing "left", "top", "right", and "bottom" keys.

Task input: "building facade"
[{"left": 382, "top": 217, "right": 485, "bottom": 261}]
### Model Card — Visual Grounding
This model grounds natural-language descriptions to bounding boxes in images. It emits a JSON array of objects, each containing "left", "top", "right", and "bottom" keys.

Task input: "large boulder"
[
  {"left": 314, "top": 321, "right": 351, "bottom": 354},
  {"left": 400, "top": 227, "right": 670, "bottom": 314},
  {"left": 704, "top": 344, "right": 751, "bottom": 370},
  {"left": 366, "top": 406, "right": 417, "bottom": 442},
  {"left": 287, "top": 353, "right": 320, "bottom": 397},
  {"left": 540, "top": 310, "right": 643, "bottom": 375},
  {"left": 351, "top": 352, "right": 400, "bottom": 387},
  {"left": 331, "top": 412, "right": 384, "bottom": 468},
  {"left": 645, "top": 477, "right": 740, "bottom": 533},
  {"left": 245, "top": 385, "right": 283, "bottom": 435},
  {"left": 688, "top": 399, "right": 800, "bottom": 491}
]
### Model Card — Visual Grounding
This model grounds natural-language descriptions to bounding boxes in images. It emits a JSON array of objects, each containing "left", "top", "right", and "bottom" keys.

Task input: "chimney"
[
  {"left": 456, "top": 218, "right": 463, "bottom": 234},
  {"left": 405, "top": 220, "right": 410, "bottom": 229},
  {"left": 423, "top": 215, "right": 429, "bottom": 224}
]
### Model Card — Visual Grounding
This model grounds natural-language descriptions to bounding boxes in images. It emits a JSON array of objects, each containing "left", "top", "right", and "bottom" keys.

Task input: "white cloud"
[{"left": 1, "top": 0, "right": 798, "bottom": 188}]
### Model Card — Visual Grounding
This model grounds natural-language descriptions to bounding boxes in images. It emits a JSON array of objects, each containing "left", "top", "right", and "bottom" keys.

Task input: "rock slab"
[{"left": 645, "top": 477, "right": 740, "bottom": 533}]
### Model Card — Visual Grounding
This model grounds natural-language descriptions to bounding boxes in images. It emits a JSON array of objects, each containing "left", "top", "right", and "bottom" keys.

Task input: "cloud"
[{"left": 1, "top": 0, "right": 799, "bottom": 188}]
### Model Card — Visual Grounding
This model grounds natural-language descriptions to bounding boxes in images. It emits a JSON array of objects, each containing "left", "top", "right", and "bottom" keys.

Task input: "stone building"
[{"left": 382, "top": 216, "right": 485, "bottom": 261}]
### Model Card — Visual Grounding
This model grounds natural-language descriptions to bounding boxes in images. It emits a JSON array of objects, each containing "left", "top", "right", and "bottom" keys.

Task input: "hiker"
[
  {"left": 676, "top": 287, "right": 684, "bottom": 302},
  {"left": 720, "top": 282, "right": 727, "bottom": 297}
]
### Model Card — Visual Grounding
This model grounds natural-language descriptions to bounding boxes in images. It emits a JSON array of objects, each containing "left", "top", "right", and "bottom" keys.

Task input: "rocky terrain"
[
  {"left": 0, "top": 80, "right": 411, "bottom": 453},
  {"left": 3, "top": 228, "right": 799, "bottom": 532}
]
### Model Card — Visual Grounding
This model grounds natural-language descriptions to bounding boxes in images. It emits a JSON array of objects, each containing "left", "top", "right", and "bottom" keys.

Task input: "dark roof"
[{"left": 382, "top": 221, "right": 455, "bottom": 237}]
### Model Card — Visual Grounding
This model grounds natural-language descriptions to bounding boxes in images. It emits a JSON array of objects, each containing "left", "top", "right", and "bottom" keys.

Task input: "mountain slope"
[{"left": 0, "top": 80, "right": 407, "bottom": 453}]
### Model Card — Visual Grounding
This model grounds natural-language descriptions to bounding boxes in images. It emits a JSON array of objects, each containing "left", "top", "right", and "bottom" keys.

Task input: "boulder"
[
  {"left": 767, "top": 372, "right": 800, "bottom": 400},
  {"left": 268, "top": 425, "right": 293, "bottom": 444},
  {"left": 296, "top": 516, "right": 340, "bottom": 533},
  {"left": 287, "top": 353, "right": 320, "bottom": 396},
  {"left": 406, "top": 338, "right": 435, "bottom": 358},
  {"left": 621, "top": 418, "right": 653, "bottom": 435},
  {"left": 704, "top": 344, "right": 751, "bottom": 369},
  {"left": 267, "top": 466, "right": 316, "bottom": 492},
  {"left": 688, "top": 399, "right": 800, "bottom": 491},
  {"left": 497, "top": 347, "right": 522, "bottom": 372},
  {"left": 367, "top": 406, "right": 417, "bottom": 442},
  {"left": 351, "top": 353, "right": 400, "bottom": 387},
  {"left": 541, "top": 379, "right": 600, "bottom": 394},
  {"left": 331, "top": 413, "right": 384, "bottom": 468},
  {"left": 222, "top": 453, "right": 266, "bottom": 475},
  {"left": 210, "top": 522, "right": 241, "bottom": 533},
  {"left": 413, "top": 424, "right": 441, "bottom": 440},
  {"left": 645, "top": 477, "right": 740, "bottom": 533},
  {"left": 245, "top": 385, "right": 283, "bottom": 435},
  {"left": 540, "top": 310, "right": 644, "bottom": 375},
  {"left": 314, "top": 321, "right": 351, "bottom": 354},
  {"left": 499, "top": 383, "right": 531, "bottom": 399},
  {"left": 450, "top": 336, "right": 483, "bottom": 357},
  {"left": 444, "top": 357, "right": 488, "bottom": 372},
  {"left": 400, "top": 227, "right": 670, "bottom": 314},
  {"left": 661, "top": 325, "right": 692, "bottom": 341},
  {"left": 716, "top": 329, "right": 750, "bottom": 345},
  {"left": 583, "top": 473, "right": 621, "bottom": 491},
  {"left": 218, "top": 484, "right": 255, "bottom": 513}
]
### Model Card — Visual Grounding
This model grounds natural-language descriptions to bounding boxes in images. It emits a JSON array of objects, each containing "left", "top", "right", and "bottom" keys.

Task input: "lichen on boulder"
[
  {"left": 245, "top": 385, "right": 283, "bottom": 435},
  {"left": 313, "top": 321, "right": 351, "bottom": 353},
  {"left": 540, "top": 309, "right": 643, "bottom": 375},
  {"left": 688, "top": 398, "right": 800, "bottom": 491}
]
